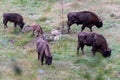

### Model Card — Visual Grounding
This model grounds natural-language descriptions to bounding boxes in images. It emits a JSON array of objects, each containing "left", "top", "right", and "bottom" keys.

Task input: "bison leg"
[
  {"left": 81, "top": 44, "right": 85, "bottom": 55},
  {"left": 67, "top": 21, "right": 72, "bottom": 33},
  {"left": 14, "top": 23, "right": 17, "bottom": 28},
  {"left": 88, "top": 25, "right": 93, "bottom": 32},
  {"left": 41, "top": 55, "right": 44, "bottom": 65},
  {"left": 81, "top": 25, "right": 85, "bottom": 32},
  {"left": 67, "top": 26, "right": 71, "bottom": 33},
  {"left": 38, "top": 52, "right": 40, "bottom": 60},
  {"left": 77, "top": 42, "right": 85, "bottom": 55},
  {"left": 32, "top": 30, "right": 35, "bottom": 36},
  {"left": 37, "top": 31, "right": 39, "bottom": 37},
  {"left": 77, "top": 44, "right": 80, "bottom": 56},
  {"left": 89, "top": 27, "right": 92, "bottom": 32},
  {"left": 92, "top": 47, "right": 96, "bottom": 56},
  {"left": 3, "top": 19, "right": 8, "bottom": 29},
  {"left": 77, "top": 37, "right": 81, "bottom": 56}
]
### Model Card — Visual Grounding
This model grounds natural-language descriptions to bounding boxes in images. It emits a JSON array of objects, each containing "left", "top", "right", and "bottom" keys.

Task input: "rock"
[
  {"left": 44, "top": 34, "right": 55, "bottom": 42},
  {"left": 22, "top": 25, "right": 32, "bottom": 33},
  {"left": 51, "top": 29, "right": 61, "bottom": 36},
  {"left": 38, "top": 69, "right": 45, "bottom": 74},
  {"left": 54, "top": 35, "right": 61, "bottom": 41}
]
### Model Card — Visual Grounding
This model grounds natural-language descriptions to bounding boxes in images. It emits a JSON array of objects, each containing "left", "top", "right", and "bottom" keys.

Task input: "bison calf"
[
  {"left": 36, "top": 39, "right": 52, "bottom": 65},
  {"left": 22, "top": 24, "right": 44, "bottom": 38},
  {"left": 67, "top": 11, "right": 103, "bottom": 33},
  {"left": 3, "top": 13, "right": 25, "bottom": 29},
  {"left": 77, "top": 32, "right": 111, "bottom": 57}
]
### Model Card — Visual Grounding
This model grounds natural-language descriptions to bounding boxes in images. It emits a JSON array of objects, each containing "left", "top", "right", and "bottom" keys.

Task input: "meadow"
[{"left": 0, "top": 0, "right": 120, "bottom": 80}]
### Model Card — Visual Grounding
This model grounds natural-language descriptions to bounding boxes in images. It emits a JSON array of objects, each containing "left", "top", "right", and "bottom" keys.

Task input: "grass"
[{"left": 0, "top": 0, "right": 120, "bottom": 80}]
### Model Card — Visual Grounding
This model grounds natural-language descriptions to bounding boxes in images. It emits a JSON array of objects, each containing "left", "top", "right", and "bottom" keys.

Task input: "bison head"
[
  {"left": 45, "top": 56, "right": 52, "bottom": 65},
  {"left": 95, "top": 20, "right": 103, "bottom": 28},
  {"left": 18, "top": 22, "right": 25, "bottom": 29},
  {"left": 102, "top": 49, "right": 111, "bottom": 58}
]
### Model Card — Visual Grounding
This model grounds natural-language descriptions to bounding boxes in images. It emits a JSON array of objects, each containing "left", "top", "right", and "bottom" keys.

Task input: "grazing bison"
[
  {"left": 3, "top": 13, "right": 25, "bottom": 29},
  {"left": 77, "top": 32, "right": 111, "bottom": 57},
  {"left": 22, "top": 24, "right": 44, "bottom": 38},
  {"left": 36, "top": 39, "right": 52, "bottom": 65},
  {"left": 67, "top": 11, "right": 103, "bottom": 33}
]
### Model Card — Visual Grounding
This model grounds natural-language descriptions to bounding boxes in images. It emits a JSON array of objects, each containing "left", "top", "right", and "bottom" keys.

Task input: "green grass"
[{"left": 0, "top": 0, "right": 120, "bottom": 80}]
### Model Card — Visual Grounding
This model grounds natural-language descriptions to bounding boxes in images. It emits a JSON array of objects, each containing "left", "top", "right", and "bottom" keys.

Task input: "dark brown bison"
[
  {"left": 36, "top": 39, "right": 52, "bottom": 65},
  {"left": 22, "top": 24, "right": 44, "bottom": 38},
  {"left": 67, "top": 11, "right": 103, "bottom": 33},
  {"left": 3, "top": 13, "right": 25, "bottom": 29},
  {"left": 77, "top": 32, "right": 111, "bottom": 57}
]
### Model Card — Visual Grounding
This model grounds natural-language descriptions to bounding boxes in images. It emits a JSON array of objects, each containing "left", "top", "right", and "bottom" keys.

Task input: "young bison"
[
  {"left": 67, "top": 11, "right": 103, "bottom": 33},
  {"left": 36, "top": 39, "right": 52, "bottom": 65},
  {"left": 77, "top": 32, "right": 111, "bottom": 57},
  {"left": 3, "top": 13, "right": 25, "bottom": 29},
  {"left": 22, "top": 24, "right": 44, "bottom": 38}
]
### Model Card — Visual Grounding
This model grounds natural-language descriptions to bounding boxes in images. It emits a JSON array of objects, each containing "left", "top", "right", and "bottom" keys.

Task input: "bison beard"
[
  {"left": 77, "top": 32, "right": 111, "bottom": 58},
  {"left": 67, "top": 11, "right": 103, "bottom": 33}
]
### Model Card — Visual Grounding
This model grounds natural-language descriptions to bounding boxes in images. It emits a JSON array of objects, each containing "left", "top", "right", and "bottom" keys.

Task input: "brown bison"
[
  {"left": 22, "top": 24, "right": 44, "bottom": 38},
  {"left": 67, "top": 11, "right": 103, "bottom": 33},
  {"left": 36, "top": 39, "right": 52, "bottom": 65},
  {"left": 3, "top": 13, "right": 25, "bottom": 29},
  {"left": 77, "top": 32, "right": 111, "bottom": 57}
]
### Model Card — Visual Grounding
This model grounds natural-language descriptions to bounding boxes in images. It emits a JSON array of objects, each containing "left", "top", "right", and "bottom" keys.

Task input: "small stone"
[{"left": 38, "top": 69, "right": 45, "bottom": 74}]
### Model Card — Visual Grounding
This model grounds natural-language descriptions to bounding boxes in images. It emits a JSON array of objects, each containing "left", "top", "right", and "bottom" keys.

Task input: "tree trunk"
[{"left": 61, "top": 0, "right": 64, "bottom": 34}]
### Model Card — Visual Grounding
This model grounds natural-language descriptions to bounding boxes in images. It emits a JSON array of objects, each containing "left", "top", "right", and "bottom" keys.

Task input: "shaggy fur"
[
  {"left": 67, "top": 11, "right": 103, "bottom": 33},
  {"left": 23, "top": 24, "right": 44, "bottom": 38},
  {"left": 3, "top": 13, "right": 25, "bottom": 29},
  {"left": 77, "top": 32, "right": 111, "bottom": 57},
  {"left": 36, "top": 39, "right": 52, "bottom": 65}
]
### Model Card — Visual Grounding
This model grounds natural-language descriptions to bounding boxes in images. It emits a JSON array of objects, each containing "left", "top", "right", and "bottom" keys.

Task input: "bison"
[
  {"left": 77, "top": 32, "right": 111, "bottom": 57},
  {"left": 22, "top": 24, "right": 44, "bottom": 38},
  {"left": 36, "top": 39, "right": 52, "bottom": 65},
  {"left": 67, "top": 11, "right": 103, "bottom": 33},
  {"left": 3, "top": 13, "right": 25, "bottom": 29}
]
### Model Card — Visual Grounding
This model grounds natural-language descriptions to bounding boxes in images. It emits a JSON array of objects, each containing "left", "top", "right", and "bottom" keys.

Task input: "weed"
[
  {"left": 84, "top": 72, "right": 91, "bottom": 80},
  {"left": 95, "top": 74, "right": 104, "bottom": 80}
]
